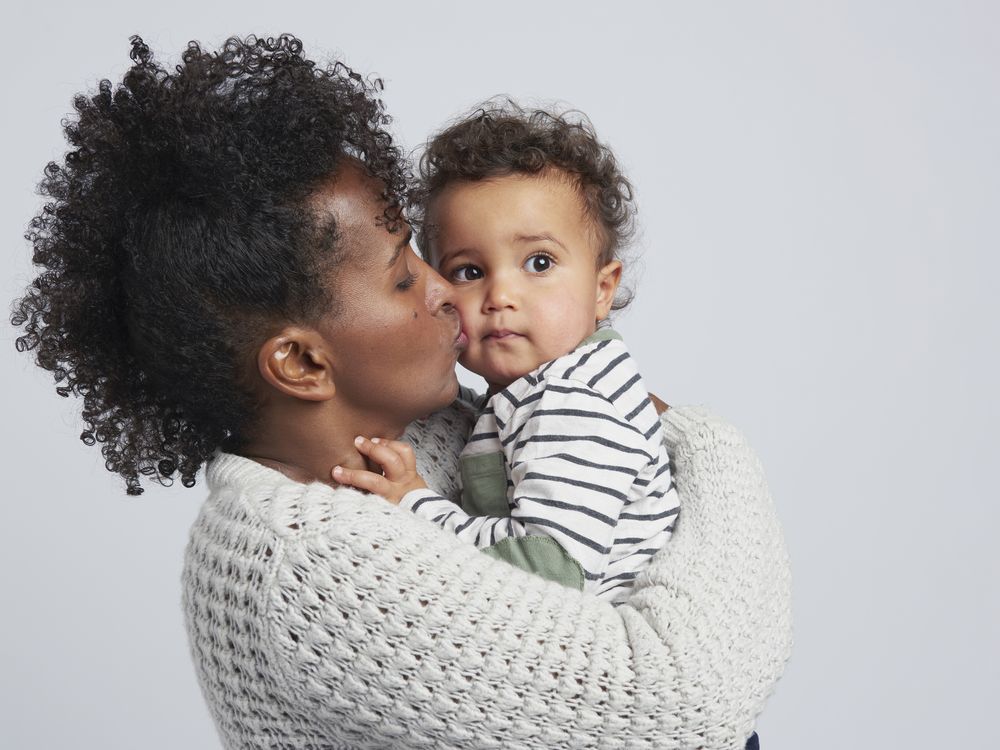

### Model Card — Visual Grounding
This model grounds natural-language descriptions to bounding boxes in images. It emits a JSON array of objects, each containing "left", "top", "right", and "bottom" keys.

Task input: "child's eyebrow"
[
  {"left": 515, "top": 232, "right": 567, "bottom": 251},
  {"left": 434, "top": 247, "right": 469, "bottom": 267}
]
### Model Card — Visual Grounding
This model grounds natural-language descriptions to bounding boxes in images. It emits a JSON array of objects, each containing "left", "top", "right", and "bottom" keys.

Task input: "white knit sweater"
[{"left": 182, "top": 405, "right": 793, "bottom": 749}]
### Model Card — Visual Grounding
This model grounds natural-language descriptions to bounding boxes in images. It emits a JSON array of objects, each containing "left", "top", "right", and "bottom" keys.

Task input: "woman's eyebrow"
[
  {"left": 385, "top": 228, "right": 414, "bottom": 268},
  {"left": 515, "top": 232, "right": 567, "bottom": 250}
]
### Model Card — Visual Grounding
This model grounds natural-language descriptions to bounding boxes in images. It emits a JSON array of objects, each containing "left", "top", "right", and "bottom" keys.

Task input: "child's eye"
[
  {"left": 450, "top": 264, "right": 484, "bottom": 282},
  {"left": 523, "top": 254, "right": 554, "bottom": 274}
]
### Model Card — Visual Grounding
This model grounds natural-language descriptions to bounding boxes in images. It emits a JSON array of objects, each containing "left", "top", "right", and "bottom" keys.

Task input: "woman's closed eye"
[
  {"left": 396, "top": 270, "right": 418, "bottom": 290},
  {"left": 450, "top": 264, "right": 484, "bottom": 283},
  {"left": 523, "top": 253, "right": 554, "bottom": 274}
]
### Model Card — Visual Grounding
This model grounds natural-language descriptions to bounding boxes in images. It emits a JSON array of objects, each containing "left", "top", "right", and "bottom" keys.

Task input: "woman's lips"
[{"left": 455, "top": 330, "right": 469, "bottom": 349}]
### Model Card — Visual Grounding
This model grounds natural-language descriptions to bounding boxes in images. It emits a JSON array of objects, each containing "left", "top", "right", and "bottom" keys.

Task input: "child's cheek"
[
  {"left": 540, "top": 294, "right": 601, "bottom": 349},
  {"left": 545, "top": 295, "right": 587, "bottom": 325},
  {"left": 450, "top": 290, "right": 479, "bottom": 328}
]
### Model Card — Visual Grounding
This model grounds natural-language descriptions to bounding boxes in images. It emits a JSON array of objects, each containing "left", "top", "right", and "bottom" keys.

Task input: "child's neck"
[{"left": 483, "top": 327, "right": 607, "bottom": 398}]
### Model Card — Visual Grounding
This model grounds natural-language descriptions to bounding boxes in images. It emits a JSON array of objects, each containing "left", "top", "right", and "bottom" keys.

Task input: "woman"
[{"left": 13, "top": 35, "right": 791, "bottom": 749}]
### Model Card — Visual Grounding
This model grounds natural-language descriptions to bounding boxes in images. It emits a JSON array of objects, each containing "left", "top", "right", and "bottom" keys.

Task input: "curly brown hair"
[
  {"left": 11, "top": 35, "right": 408, "bottom": 495},
  {"left": 413, "top": 99, "right": 636, "bottom": 310}
]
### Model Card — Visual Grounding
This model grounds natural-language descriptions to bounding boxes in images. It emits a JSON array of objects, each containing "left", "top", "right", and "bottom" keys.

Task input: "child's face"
[{"left": 427, "top": 170, "right": 621, "bottom": 393}]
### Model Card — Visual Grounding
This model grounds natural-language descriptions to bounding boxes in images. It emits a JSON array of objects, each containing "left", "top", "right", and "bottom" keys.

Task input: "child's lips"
[{"left": 485, "top": 329, "right": 522, "bottom": 340}]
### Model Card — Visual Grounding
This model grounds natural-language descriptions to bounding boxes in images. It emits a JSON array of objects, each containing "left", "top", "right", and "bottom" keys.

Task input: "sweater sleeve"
[{"left": 264, "top": 406, "right": 793, "bottom": 749}]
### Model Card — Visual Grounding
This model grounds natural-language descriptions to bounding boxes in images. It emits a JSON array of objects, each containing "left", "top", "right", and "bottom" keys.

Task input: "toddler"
[{"left": 335, "top": 102, "right": 679, "bottom": 603}]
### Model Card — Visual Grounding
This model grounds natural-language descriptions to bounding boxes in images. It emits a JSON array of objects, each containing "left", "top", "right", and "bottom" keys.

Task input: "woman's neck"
[{"left": 238, "top": 396, "right": 407, "bottom": 486}]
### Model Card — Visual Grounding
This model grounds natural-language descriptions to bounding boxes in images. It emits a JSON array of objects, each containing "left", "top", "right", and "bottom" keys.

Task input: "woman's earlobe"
[{"left": 257, "top": 328, "right": 337, "bottom": 401}]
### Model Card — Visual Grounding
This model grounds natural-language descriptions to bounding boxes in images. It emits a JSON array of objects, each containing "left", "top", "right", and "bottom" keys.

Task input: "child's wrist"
[{"left": 399, "top": 487, "right": 439, "bottom": 511}]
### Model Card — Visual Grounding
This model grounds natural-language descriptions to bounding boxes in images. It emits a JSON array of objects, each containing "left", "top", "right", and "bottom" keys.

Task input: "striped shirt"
[{"left": 401, "top": 329, "right": 679, "bottom": 603}]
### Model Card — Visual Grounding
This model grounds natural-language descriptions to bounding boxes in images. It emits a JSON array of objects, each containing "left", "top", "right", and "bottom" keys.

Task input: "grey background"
[{"left": 2, "top": 1, "right": 996, "bottom": 747}]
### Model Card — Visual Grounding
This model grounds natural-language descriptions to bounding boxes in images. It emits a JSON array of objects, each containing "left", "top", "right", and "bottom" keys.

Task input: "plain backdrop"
[{"left": 2, "top": 1, "right": 996, "bottom": 748}]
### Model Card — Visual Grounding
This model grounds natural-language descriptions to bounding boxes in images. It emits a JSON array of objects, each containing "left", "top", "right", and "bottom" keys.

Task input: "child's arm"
[
  {"left": 334, "top": 437, "right": 541, "bottom": 544},
  {"left": 496, "top": 378, "right": 673, "bottom": 590},
  {"left": 333, "top": 437, "right": 502, "bottom": 538},
  {"left": 335, "top": 437, "right": 587, "bottom": 589},
  {"left": 336, "top": 379, "right": 674, "bottom": 593}
]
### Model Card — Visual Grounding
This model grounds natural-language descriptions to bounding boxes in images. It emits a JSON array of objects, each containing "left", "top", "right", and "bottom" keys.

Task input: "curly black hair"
[
  {"left": 414, "top": 99, "right": 636, "bottom": 310},
  {"left": 11, "top": 34, "right": 409, "bottom": 495}
]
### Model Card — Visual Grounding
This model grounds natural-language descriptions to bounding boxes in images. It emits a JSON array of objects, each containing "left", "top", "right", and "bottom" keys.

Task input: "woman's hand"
[
  {"left": 649, "top": 392, "right": 670, "bottom": 415},
  {"left": 332, "top": 437, "right": 428, "bottom": 504}
]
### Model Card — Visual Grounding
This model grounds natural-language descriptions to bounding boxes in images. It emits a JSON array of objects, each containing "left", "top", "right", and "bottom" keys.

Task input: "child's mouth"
[{"left": 486, "top": 329, "right": 521, "bottom": 340}]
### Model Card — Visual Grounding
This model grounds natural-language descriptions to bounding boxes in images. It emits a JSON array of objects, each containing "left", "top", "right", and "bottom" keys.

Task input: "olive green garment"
[
  {"left": 461, "top": 450, "right": 585, "bottom": 588},
  {"left": 454, "top": 330, "right": 629, "bottom": 592}
]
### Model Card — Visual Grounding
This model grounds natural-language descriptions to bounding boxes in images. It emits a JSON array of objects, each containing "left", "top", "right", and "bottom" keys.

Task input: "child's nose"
[{"left": 482, "top": 274, "right": 518, "bottom": 312}]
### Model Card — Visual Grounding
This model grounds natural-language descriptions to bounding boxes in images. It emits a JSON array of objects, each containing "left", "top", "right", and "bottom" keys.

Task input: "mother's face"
[{"left": 313, "top": 163, "right": 466, "bottom": 427}]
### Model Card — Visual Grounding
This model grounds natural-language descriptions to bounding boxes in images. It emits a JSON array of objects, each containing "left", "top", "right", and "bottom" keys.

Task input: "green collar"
[{"left": 580, "top": 327, "right": 622, "bottom": 347}]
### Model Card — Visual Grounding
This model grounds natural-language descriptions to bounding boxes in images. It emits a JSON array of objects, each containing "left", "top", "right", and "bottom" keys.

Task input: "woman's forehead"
[{"left": 311, "top": 165, "right": 400, "bottom": 267}]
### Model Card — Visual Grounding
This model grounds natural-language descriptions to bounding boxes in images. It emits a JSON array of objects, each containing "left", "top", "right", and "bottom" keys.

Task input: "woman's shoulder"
[
  {"left": 198, "top": 452, "right": 375, "bottom": 542},
  {"left": 403, "top": 391, "right": 479, "bottom": 500}
]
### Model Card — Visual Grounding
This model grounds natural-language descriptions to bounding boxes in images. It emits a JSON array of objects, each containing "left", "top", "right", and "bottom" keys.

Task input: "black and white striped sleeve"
[{"left": 495, "top": 378, "right": 653, "bottom": 584}]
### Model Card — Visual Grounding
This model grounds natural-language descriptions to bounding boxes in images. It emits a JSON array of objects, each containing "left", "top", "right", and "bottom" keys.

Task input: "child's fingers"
[
  {"left": 331, "top": 465, "right": 393, "bottom": 498},
  {"left": 354, "top": 436, "right": 408, "bottom": 479},
  {"left": 372, "top": 438, "right": 417, "bottom": 470}
]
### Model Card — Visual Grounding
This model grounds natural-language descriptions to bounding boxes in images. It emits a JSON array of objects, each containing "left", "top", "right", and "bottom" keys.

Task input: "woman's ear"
[
  {"left": 257, "top": 326, "right": 336, "bottom": 402},
  {"left": 595, "top": 260, "right": 623, "bottom": 321}
]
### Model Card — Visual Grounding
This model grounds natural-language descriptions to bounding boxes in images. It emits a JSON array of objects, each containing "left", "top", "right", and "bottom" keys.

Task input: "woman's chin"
[
  {"left": 414, "top": 373, "right": 461, "bottom": 420},
  {"left": 441, "top": 373, "right": 460, "bottom": 404}
]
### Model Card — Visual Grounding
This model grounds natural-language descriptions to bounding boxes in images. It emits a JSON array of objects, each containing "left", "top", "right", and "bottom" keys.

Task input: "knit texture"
[{"left": 182, "top": 405, "right": 793, "bottom": 749}]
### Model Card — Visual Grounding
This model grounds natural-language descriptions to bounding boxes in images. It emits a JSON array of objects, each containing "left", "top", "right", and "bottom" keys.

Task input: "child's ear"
[
  {"left": 595, "top": 260, "right": 623, "bottom": 321},
  {"left": 257, "top": 326, "right": 337, "bottom": 402}
]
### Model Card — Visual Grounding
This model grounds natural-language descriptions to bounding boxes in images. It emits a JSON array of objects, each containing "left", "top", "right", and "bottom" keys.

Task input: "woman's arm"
[{"left": 265, "top": 406, "right": 792, "bottom": 748}]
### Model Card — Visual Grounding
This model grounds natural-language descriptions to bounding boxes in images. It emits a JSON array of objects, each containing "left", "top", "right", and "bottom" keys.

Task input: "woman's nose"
[{"left": 422, "top": 260, "right": 456, "bottom": 315}]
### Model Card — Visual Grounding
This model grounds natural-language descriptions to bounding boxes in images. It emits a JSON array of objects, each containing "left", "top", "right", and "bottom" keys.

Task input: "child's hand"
[{"left": 332, "top": 437, "right": 427, "bottom": 504}]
